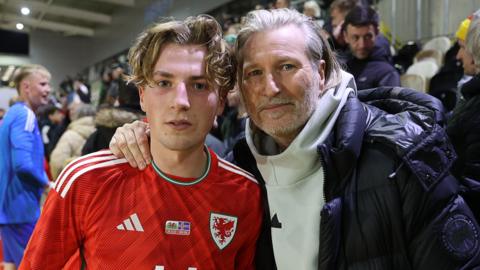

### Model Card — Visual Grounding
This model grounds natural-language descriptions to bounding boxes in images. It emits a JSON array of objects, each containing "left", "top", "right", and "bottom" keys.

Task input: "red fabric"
[
  {"left": 20, "top": 149, "right": 262, "bottom": 269},
  {"left": 0, "top": 237, "right": 3, "bottom": 270}
]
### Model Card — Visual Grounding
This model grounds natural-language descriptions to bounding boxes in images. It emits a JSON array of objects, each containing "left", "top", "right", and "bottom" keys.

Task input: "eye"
[
  {"left": 246, "top": 69, "right": 262, "bottom": 78},
  {"left": 280, "top": 63, "right": 295, "bottom": 71},
  {"left": 157, "top": 80, "right": 172, "bottom": 88},
  {"left": 192, "top": 82, "right": 207, "bottom": 91}
]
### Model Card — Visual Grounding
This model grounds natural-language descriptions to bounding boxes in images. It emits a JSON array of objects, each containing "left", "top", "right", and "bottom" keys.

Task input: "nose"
[
  {"left": 172, "top": 82, "right": 190, "bottom": 110},
  {"left": 456, "top": 48, "right": 463, "bottom": 61},
  {"left": 357, "top": 37, "right": 366, "bottom": 48},
  {"left": 264, "top": 73, "right": 281, "bottom": 97}
]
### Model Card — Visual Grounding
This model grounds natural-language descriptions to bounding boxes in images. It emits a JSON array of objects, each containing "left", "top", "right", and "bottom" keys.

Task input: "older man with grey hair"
[
  {"left": 110, "top": 9, "right": 480, "bottom": 270},
  {"left": 447, "top": 17, "right": 480, "bottom": 201}
]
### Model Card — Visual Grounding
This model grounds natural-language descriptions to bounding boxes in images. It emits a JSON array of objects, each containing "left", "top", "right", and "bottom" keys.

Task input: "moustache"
[{"left": 256, "top": 97, "right": 294, "bottom": 111}]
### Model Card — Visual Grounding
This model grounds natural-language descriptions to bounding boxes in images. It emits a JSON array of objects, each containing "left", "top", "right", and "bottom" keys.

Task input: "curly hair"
[{"left": 127, "top": 14, "right": 236, "bottom": 100}]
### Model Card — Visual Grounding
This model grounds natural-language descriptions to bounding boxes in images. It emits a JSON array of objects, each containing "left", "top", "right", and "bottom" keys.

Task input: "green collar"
[{"left": 152, "top": 148, "right": 211, "bottom": 186}]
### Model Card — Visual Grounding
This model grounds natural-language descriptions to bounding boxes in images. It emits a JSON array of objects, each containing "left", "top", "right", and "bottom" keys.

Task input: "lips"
[
  {"left": 258, "top": 102, "right": 291, "bottom": 113},
  {"left": 167, "top": 119, "right": 192, "bottom": 130}
]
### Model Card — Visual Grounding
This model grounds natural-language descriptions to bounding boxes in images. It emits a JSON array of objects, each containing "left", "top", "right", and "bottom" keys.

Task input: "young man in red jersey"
[{"left": 20, "top": 15, "right": 262, "bottom": 270}]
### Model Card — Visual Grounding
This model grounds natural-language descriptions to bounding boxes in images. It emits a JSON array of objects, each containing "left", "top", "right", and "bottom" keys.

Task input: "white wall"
[
  {"left": 66, "top": 0, "right": 232, "bottom": 76},
  {"left": 29, "top": 30, "right": 93, "bottom": 92},
  {"left": 0, "top": 87, "right": 18, "bottom": 110},
  {"left": 0, "top": 54, "right": 30, "bottom": 66},
  {"left": 378, "top": 0, "right": 480, "bottom": 43}
]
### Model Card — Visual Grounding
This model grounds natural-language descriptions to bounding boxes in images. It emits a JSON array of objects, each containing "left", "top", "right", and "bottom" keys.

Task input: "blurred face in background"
[
  {"left": 112, "top": 67, "right": 124, "bottom": 80},
  {"left": 303, "top": 6, "right": 317, "bottom": 18},
  {"left": 330, "top": 8, "right": 344, "bottom": 28},
  {"left": 330, "top": 7, "right": 347, "bottom": 44},
  {"left": 457, "top": 39, "right": 476, "bottom": 76},
  {"left": 275, "top": 0, "right": 289, "bottom": 9},
  {"left": 344, "top": 24, "right": 377, "bottom": 59},
  {"left": 49, "top": 109, "right": 64, "bottom": 125},
  {"left": 22, "top": 71, "right": 51, "bottom": 112}
]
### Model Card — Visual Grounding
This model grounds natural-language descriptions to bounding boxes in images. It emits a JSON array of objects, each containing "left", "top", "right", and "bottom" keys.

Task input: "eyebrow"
[
  {"left": 153, "top": 70, "right": 174, "bottom": 78},
  {"left": 152, "top": 70, "right": 207, "bottom": 80}
]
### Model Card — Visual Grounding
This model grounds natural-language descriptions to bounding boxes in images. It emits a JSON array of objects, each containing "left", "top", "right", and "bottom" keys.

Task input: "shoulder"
[
  {"left": 366, "top": 60, "right": 396, "bottom": 74},
  {"left": 216, "top": 155, "right": 258, "bottom": 185},
  {"left": 8, "top": 104, "right": 36, "bottom": 132},
  {"left": 355, "top": 88, "right": 453, "bottom": 191},
  {"left": 52, "top": 150, "right": 130, "bottom": 199}
]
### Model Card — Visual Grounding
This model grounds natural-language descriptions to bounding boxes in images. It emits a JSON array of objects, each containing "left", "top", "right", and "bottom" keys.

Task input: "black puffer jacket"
[
  {"left": 232, "top": 87, "right": 480, "bottom": 269},
  {"left": 447, "top": 75, "right": 480, "bottom": 183}
]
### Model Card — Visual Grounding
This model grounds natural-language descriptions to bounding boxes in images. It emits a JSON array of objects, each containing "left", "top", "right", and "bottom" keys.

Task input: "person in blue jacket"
[{"left": 0, "top": 64, "right": 51, "bottom": 270}]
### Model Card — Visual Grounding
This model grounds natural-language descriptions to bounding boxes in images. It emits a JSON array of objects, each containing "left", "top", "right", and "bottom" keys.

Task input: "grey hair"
[
  {"left": 235, "top": 8, "right": 341, "bottom": 90},
  {"left": 70, "top": 104, "right": 96, "bottom": 121},
  {"left": 466, "top": 17, "right": 480, "bottom": 73}
]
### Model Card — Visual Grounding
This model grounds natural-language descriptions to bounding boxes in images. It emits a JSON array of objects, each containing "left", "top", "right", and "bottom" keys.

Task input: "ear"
[
  {"left": 317, "top": 60, "right": 326, "bottom": 94},
  {"left": 21, "top": 80, "right": 30, "bottom": 94},
  {"left": 342, "top": 28, "right": 351, "bottom": 44},
  {"left": 138, "top": 85, "right": 146, "bottom": 113}
]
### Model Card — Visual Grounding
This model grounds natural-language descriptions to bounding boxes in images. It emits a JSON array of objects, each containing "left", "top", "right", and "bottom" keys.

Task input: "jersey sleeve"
[
  {"left": 19, "top": 162, "right": 89, "bottom": 269},
  {"left": 10, "top": 109, "right": 48, "bottom": 187}
]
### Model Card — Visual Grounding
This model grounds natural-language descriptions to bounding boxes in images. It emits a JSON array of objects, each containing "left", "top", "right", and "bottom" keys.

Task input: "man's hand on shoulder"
[{"left": 109, "top": 120, "right": 151, "bottom": 170}]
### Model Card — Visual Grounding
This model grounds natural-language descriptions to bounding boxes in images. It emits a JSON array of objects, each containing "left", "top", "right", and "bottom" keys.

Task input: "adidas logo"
[{"left": 116, "top": 213, "right": 144, "bottom": 232}]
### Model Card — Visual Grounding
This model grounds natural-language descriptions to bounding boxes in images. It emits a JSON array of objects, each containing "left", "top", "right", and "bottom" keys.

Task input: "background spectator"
[
  {"left": 0, "top": 65, "right": 51, "bottom": 269},
  {"left": 343, "top": 5, "right": 400, "bottom": 89},
  {"left": 82, "top": 81, "right": 143, "bottom": 154},
  {"left": 447, "top": 17, "right": 480, "bottom": 191},
  {"left": 49, "top": 104, "right": 96, "bottom": 179}
]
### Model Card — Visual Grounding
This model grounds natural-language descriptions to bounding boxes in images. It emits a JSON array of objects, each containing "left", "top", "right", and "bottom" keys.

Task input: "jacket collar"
[
  {"left": 320, "top": 93, "right": 366, "bottom": 200},
  {"left": 461, "top": 74, "right": 480, "bottom": 100}
]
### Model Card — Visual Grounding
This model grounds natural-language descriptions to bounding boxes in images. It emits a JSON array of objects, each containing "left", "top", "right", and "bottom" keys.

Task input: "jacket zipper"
[{"left": 318, "top": 144, "right": 329, "bottom": 204}]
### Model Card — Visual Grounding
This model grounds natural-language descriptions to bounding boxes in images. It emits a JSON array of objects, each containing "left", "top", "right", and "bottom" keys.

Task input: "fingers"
[
  {"left": 133, "top": 123, "right": 151, "bottom": 167},
  {"left": 110, "top": 124, "right": 139, "bottom": 168},
  {"left": 109, "top": 121, "right": 152, "bottom": 170}
]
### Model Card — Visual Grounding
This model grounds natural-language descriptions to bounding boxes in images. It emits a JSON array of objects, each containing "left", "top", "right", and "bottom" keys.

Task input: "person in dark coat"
[
  {"left": 82, "top": 81, "right": 144, "bottom": 155},
  {"left": 108, "top": 9, "right": 480, "bottom": 270},
  {"left": 447, "top": 18, "right": 480, "bottom": 191},
  {"left": 343, "top": 5, "right": 400, "bottom": 90}
]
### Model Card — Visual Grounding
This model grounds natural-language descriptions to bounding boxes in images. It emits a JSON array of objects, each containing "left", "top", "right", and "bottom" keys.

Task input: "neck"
[
  {"left": 151, "top": 143, "right": 207, "bottom": 179},
  {"left": 272, "top": 132, "right": 299, "bottom": 151},
  {"left": 18, "top": 95, "right": 34, "bottom": 111},
  {"left": 256, "top": 123, "right": 303, "bottom": 152}
]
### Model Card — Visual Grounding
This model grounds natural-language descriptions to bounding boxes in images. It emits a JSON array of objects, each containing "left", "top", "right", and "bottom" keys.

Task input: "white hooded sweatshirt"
[{"left": 245, "top": 71, "right": 357, "bottom": 270}]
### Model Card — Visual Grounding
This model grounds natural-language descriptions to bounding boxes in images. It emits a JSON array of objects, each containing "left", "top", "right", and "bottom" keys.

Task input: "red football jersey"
[{"left": 20, "top": 148, "right": 262, "bottom": 270}]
